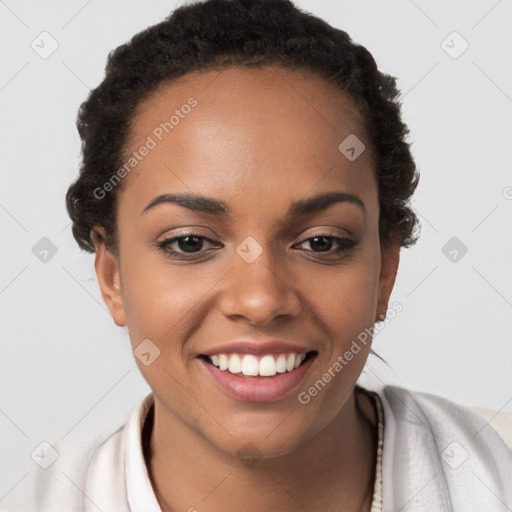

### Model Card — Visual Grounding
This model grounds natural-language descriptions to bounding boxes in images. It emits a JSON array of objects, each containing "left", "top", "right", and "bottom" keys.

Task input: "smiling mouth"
[{"left": 198, "top": 350, "right": 318, "bottom": 378}]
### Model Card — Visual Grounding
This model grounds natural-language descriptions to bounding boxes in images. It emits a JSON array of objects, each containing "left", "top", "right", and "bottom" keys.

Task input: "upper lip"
[{"left": 200, "top": 340, "right": 315, "bottom": 356}]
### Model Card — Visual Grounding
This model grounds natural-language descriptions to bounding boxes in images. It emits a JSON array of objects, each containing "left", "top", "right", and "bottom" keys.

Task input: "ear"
[
  {"left": 90, "top": 226, "right": 127, "bottom": 327},
  {"left": 375, "top": 230, "right": 401, "bottom": 323}
]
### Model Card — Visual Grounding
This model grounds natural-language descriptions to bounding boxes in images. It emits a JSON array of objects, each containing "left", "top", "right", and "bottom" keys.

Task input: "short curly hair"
[{"left": 66, "top": 0, "right": 420, "bottom": 257}]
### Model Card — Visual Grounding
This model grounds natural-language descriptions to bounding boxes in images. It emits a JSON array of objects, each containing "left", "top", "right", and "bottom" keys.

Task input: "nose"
[{"left": 219, "top": 245, "right": 302, "bottom": 326}]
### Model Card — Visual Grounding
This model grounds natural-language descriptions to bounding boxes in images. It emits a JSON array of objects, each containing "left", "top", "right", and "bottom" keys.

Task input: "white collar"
[
  {"left": 118, "top": 382, "right": 512, "bottom": 511},
  {"left": 123, "top": 388, "right": 384, "bottom": 511},
  {"left": 124, "top": 392, "right": 162, "bottom": 511}
]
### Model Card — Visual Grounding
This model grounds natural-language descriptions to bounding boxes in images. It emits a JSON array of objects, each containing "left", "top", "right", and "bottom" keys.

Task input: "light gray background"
[{"left": 1, "top": 0, "right": 511, "bottom": 508}]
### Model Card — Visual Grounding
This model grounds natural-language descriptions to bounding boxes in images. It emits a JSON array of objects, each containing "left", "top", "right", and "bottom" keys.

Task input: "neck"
[{"left": 145, "top": 388, "right": 377, "bottom": 512}]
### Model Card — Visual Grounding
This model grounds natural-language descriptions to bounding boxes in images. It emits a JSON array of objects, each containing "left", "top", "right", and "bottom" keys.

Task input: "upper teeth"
[{"left": 208, "top": 352, "right": 307, "bottom": 377}]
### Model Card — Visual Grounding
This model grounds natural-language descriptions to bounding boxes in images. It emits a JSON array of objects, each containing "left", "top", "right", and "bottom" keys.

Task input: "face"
[{"left": 92, "top": 65, "right": 399, "bottom": 458}]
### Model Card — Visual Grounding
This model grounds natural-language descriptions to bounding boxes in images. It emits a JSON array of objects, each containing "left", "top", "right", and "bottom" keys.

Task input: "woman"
[{"left": 28, "top": 0, "right": 512, "bottom": 510}]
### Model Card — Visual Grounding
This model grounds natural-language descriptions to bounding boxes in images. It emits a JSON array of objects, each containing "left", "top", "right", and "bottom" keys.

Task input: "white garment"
[{"left": 17, "top": 383, "right": 512, "bottom": 512}]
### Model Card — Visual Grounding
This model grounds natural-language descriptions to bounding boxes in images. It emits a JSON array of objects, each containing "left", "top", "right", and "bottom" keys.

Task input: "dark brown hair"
[{"left": 66, "top": 0, "right": 420, "bottom": 257}]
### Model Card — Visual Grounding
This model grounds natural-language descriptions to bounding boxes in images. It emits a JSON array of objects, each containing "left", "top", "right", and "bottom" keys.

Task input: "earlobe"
[
  {"left": 376, "top": 234, "right": 401, "bottom": 322},
  {"left": 90, "top": 226, "right": 127, "bottom": 327}
]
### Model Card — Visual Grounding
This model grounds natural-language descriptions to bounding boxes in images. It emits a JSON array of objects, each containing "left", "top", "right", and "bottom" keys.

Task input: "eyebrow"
[{"left": 141, "top": 190, "right": 365, "bottom": 218}]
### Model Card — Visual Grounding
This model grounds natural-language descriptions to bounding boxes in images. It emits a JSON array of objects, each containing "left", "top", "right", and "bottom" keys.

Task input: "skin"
[{"left": 91, "top": 65, "right": 400, "bottom": 512}]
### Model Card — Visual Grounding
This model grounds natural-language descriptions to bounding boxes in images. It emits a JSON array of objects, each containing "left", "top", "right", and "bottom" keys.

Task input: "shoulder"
[
  {"left": 21, "top": 393, "right": 155, "bottom": 512},
  {"left": 22, "top": 424, "right": 127, "bottom": 512},
  {"left": 380, "top": 384, "right": 512, "bottom": 463},
  {"left": 371, "top": 385, "right": 512, "bottom": 509},
  {"left": 465, "top": 404, "right": 512, "bottom": 450},
  {"left": 384, "top": 385, "right": 512, "bottom": 443}
]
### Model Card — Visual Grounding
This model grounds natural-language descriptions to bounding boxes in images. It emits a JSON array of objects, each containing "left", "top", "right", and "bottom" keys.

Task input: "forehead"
[{"left": 118, "top": 65, "right": 377, "bottom": 217}]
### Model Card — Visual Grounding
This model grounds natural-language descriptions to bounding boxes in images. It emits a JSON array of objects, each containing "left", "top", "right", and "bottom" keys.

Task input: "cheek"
[
  {"left": 291, "top": 255, "right": 382, "bottom": 439},
  {"left": 120, "top": 249, "right": 218, "bottom": 355},
  {"left": 307, "top": 253, "right": 381, "bottom": 382},
  {"left": 312, "top": 252, "right": 380, "bottom": 327}
]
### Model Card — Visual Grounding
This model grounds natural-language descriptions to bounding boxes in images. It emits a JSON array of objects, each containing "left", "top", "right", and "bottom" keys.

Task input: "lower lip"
[{"left": 199, "top": 355, "right": 316, "bottom": 402}]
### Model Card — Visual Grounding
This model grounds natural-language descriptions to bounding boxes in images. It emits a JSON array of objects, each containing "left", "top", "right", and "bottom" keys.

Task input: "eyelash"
[{"left": 157, "top": 232, "right": 357, "bottom": 260}]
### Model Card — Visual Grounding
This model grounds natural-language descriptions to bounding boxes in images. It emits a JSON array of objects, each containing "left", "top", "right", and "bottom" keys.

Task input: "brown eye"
[
  {"left": 173, "top": 235, "right": 204, "bottom": 253},
  {"left": 158, "top": 233, "right": 219, "bottom": 259},
  {"left": 307, "top": 236, "right": 332, "bottom": 252},
  {"left": 296, "top": 235, "right": 356, "bottom": 254}
]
